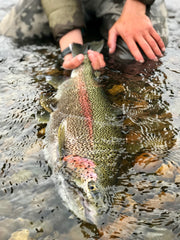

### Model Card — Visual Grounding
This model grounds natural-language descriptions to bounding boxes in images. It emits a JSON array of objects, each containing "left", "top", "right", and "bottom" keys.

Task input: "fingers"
[
  {"left": 125, "top": 38, "right": 145, "bottom": 63},
  {"left": 108, "top": 28, "right": 117, "bottom": 54},
  {"left": 126, "top": 35, "right": 164, "bottom": 63},
  {"left": 62, "top": 54, "right": 84, "bottom": 70},
  {"left": 108, "top": 14, "right": 166, "bottom": 63},
  {"left": 62, "top": 51, "right": 106, "bottom": 71},
  {"left": 133, "top": 29, "right": 164, "bottom": 62},
  {"left": 88, "top": 50, "right": 106, "bottom": 70},
  {"left": 116, "top": 31, "right": 165, "bottom": 63},
  {"left": 149, "top": 27, "right": 166, "bottom": 52},
  {"left": 142, "top": 33, "right": 163, "bottom": 59},
  {"left": 135, "top": 35, "right": 159, "bottom": 61}
]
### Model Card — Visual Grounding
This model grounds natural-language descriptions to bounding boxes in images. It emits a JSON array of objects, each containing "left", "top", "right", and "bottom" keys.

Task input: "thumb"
[{"left": 108, "top": 28, "right": 117, "bottom": 54}]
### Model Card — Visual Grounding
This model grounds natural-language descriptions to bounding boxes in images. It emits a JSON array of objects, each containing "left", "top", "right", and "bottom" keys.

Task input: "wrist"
[
  {"left": 124, "top": 0, "right": 146, "bottom": 14},
  {"left": 59, "top": 29, "right": 83, "bottom": 52},
  {"left": 136, "top": 0, "right": 155, "bottom": 5}
]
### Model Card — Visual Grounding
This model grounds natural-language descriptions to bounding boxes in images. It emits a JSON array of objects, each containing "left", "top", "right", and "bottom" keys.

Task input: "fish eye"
[
  {"left": 88, "top": 181, "right": 102, "bottom": 201},
  {"left": 89, "top": 185, "right": 95, "bottom": 190},
  {"left": 88, "top": 181, "right": 97, "bottom": 191}
]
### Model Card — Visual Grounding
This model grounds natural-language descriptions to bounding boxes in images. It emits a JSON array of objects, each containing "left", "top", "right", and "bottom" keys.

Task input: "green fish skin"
[{"left": 45, "top": 42, "right": 123, "bottom": 224}]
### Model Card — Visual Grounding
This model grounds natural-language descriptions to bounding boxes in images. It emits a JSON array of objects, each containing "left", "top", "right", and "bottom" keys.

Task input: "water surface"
[{"left": 0, "top": 1, "right": 180, "bottom": 239}]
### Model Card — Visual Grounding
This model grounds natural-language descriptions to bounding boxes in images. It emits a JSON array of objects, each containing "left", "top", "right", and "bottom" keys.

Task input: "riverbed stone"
[{"left": 8, "top": 229, "right": 30, "bottom": 240}]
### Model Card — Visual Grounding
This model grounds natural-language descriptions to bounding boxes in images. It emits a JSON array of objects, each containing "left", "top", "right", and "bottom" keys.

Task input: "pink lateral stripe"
[{"left": 76, "top": 75, "right": 94, "bottom": 143}]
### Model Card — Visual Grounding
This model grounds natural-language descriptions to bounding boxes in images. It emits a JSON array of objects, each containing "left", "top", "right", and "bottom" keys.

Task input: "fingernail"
[
  {"left": 154, "top": 57, "right": 158, "bottom": 62},
  {"left": 109, "top": 48, "right": 112, "bottom": 54},
  {"left": 162, "top": 47, "right": 165, "bottom": 52},
  {"left": 88, "top": 50, "right": 94, "bottom": 56},
  {"left": 139, "top": 59, "right": 144, "bottom": 63},
  {"left": 88, "top": 51, "right": 94, "bottom": 58}
]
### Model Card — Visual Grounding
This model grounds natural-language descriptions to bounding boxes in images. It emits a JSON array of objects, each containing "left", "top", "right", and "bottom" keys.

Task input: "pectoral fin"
[
  {"left": 58, "top": 120, "right": 66, "bottom": 160},
  {"left": 40, "top": 94, "right": 58, "bottom": 113}
]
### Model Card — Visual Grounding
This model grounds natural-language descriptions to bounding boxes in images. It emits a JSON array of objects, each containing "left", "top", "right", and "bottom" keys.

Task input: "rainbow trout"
[{"left": 45, "top": 41, "right": 123, "bottom": 224}]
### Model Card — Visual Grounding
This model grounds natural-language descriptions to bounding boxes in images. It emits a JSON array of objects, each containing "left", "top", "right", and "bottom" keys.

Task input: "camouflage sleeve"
[
  {"left": 136, "top": 0, "right": 155, "bottom": 5},
  {"left": 41, "top": 0, "right": 85, "bottom": 41}
]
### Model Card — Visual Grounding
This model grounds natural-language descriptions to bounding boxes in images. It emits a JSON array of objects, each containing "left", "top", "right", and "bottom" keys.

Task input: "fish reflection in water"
[{"left": 44, "top": 44, "right": 180, "bottom": 239}]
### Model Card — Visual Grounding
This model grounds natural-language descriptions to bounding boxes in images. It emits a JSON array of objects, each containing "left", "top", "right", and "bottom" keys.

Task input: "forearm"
[{"left": 41, "top": 0, "right": 85, "bottom": 41}]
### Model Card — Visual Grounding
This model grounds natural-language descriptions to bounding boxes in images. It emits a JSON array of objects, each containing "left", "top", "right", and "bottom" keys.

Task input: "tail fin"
[{"left": 71, "top": 40, "right": 104, "bottom": 57}]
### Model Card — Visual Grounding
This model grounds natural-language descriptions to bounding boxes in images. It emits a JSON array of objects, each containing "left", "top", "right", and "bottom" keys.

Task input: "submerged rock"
[{"left": 8, "top": 229, "right": 30, "bottom": 240}]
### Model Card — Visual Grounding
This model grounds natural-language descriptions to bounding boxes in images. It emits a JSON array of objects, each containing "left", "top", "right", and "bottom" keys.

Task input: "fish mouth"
[{"left": 56, "top": 155, "right": 106, "bottom": 224}]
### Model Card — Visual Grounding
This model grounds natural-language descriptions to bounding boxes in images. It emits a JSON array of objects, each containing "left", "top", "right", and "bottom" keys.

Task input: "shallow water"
[{"left": 0, "top": 1, "right": 180, "bottom": 239}]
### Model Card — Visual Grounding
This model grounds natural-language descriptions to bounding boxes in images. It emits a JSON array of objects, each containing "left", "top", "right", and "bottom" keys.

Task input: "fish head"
[{"left": 57, "top": 155, "right": 106, "bottom": 224}]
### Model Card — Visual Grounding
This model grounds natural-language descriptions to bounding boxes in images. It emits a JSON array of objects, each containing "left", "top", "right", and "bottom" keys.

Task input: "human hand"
[
  {"left": 62, "top": 53, "right": 84, "bottom": 70},
  {"left": 62, "top": 51, "right": 105, "bottom": 70},
  {"left": 108, "top": 0, "right": 165, "bottom": 63},
  {"left": 87, "top": 50, "right": 106, "bottom": 70},
  {"left": 60, "top": 29, "right": 105, "bottom": 70}
]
